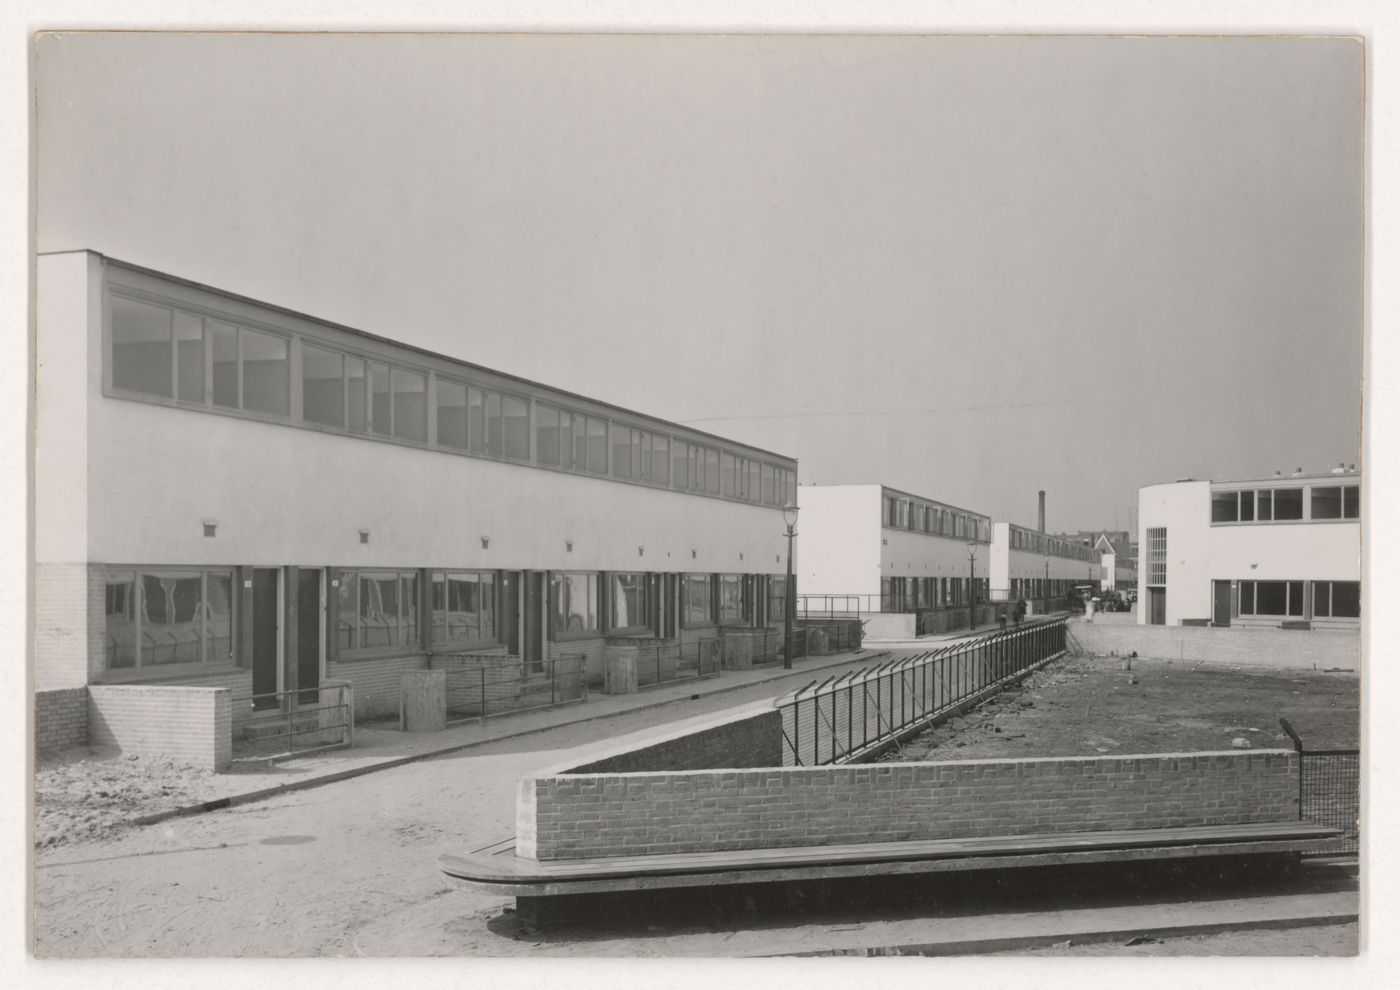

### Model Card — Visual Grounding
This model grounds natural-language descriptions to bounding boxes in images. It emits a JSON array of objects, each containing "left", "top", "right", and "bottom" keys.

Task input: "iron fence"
[
  {"left": 435, "top": 653, "right": 587, "bottom": 723},
  {"left": 636, "top": 637, "right": 721, "bottom": 688},
  {"left": 1280, "top": 718, "right": 1360, "bottom": 856},
  {"left": 233, "top": 681, "right": 353, "bottom": 761},
  {"left": 775, "top": 619, "right": 1067, "bottom": 766}
]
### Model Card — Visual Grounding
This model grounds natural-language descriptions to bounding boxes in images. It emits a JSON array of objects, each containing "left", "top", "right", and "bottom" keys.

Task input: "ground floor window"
[
  {"left": 552, "top": 571, "right": 600, "bottom": 636},
  {"left": 608, "top": 572, "right": 651, "bottom": 631},
  {"left": 1313, "top": 581, "right": 1361, "bottom": 619},
  {"left": 717, "top": 574, "right": 747, "bottom": 624},
  {"left": 104, "top": 567, "right": 237, "bottom": 672},
  {"left": 768, "top": 573, "right": 787, "bottom": 623},
  {"left": 1238, "top": 579, "right": 1304, "bottom": 618},
  {"left": 430, "top": 570, "right": 497, "bottom": 646},
  {"left": 338, "top": 569, "right": 420, "bottom": 651},
  {"left": 682, "top": 572, "right": 713, "bottom": 627}
]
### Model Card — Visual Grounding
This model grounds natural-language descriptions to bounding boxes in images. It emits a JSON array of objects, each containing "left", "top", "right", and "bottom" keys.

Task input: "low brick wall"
[
  {"left": 567, "top": 708, "right": 783, "bottom": 774},
  {"left": 35, "top": 687, "right": 89, "bottom": 755},
  {"left": 87, "top": 684, "right": 232, "bottom": 772},
  {"left": 329, "top": 653, "right": 429, "bottom": 719},
  {"left": 519, "top": 750, "right": 1299, "bottom": 861},
  {"left": 1073, "top": 620, "right": 1360, "bottom": 670}
]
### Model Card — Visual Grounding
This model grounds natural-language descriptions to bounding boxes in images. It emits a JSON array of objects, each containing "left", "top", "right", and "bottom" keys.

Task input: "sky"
[{"left": 34, "top": 32, "right": 1363, "bottom": 533}]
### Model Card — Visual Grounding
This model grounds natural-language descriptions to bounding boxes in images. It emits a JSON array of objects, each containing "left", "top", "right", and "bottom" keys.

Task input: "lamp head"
[{"left": 782, "top": 501, "right": 800, "bottom": 530}]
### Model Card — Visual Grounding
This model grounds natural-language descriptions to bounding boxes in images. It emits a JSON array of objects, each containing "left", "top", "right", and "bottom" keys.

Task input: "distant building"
[
  {"left": 795, "top": 484, "right": 992, "bottom": 638},
  {"left": 1136, "top": 469, "right": 1360, "bottom": 627},
  {"left": 1056, "top": 530, "right": 1137, "bottom": 593},
  {"left": 989, "top": 523, "right": 1101, "bottom": 606}
]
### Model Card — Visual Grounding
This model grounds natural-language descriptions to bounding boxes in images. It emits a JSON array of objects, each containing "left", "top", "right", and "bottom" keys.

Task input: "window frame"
[
  {"left": 682, "top": 572, "right": 716, "bottom": 629},
  {"left": 551, "top": 570, "right": 601, "bottom": 641},
  {"left": 429, "top": 570, "right": 499, "bottom": 650},
  {"left": 606, "top": 571, "right": 652, "bottom": 634},
  {"left": 337, "top": 568, "right": 423, "bottom": 657},
  {"left": 102, "top": 566, "right": 239, "bottom": 681}
]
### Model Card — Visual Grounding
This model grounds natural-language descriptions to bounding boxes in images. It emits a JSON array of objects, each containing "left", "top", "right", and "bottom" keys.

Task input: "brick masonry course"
[
  {"left": 520, "top": 749, "right": 1299, "bottom": 861},
  {"left": 87, "top": 685, "right": 232, "bottom": 772},
  {"left": 35, "top": 687, "right": 90, "bottom": 754}
]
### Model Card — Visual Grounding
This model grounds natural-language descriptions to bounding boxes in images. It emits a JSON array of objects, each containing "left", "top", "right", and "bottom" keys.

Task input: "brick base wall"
[
  {"left": 520, "top": 750, "right": 1299, "bottom": 860},
  {"left": 549, "top": 638, "right": 607, "bottom": 686},
  {"left": 35, "top": 687, "right": 90, "bottom": 754},
  {"left": 1076, "top": 620, "right": 1359, "bottom": 669},
  {"left": 88, "top": 685, "right": 232, "bottom": 772},
  {"left": 328, "top": 653, "right": 429, "bottom": 719}
]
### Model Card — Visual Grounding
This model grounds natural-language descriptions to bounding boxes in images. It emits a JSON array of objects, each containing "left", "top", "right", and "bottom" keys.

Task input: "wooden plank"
[
  {"left": 445, "top": 840, "right": 1329, "bottom": 897},
  {"left": 439, "top": 822, "right": 1340, "bottom": 887}
]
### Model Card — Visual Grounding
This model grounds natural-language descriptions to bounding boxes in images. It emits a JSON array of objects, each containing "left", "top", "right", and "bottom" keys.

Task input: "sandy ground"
[
  {"left": 31, "top": 653, "right": 1361, "bottom": 958},
  {"left": 879, "top": 654, "right": 1359, "bottom": 762}
]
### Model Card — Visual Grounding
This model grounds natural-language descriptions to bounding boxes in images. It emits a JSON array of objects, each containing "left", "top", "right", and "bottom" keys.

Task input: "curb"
[
  {"left": 773, "top": 912, "right": 1360, "bottom": 957},
  {"left": 131, "top": 649, "right": 886, "bottom": 828}
]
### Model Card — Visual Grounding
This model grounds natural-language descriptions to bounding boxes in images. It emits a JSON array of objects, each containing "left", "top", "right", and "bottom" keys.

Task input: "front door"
[
  {"left": 1148, "top": 587, "right": 1166, "bottom": 625},
  {"left": 295, "top": 569, "right": 322, "bottom": 705},
  {"left": 522, "top": 571, "right": 544, "bottom": 675},
  {"left": 1212, "top": 580, "right": 1232, "bottom": 627},
  {"left": 251, "top": 568, "right": 280, "bottom": 709}
]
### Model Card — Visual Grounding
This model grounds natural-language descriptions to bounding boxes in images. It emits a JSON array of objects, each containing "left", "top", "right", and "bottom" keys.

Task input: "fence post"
[{"left": 481, "top": 667, "right": 487, "bottom": 720}]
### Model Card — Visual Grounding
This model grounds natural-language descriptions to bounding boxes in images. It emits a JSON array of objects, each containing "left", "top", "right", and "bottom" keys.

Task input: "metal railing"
[
  {"left": 233, "top": 681, "right": 354, "bottom": 761},
  {"left": 1280, "top": 718, "right": 1360, "bottom": 856},
  {"left": 636, "top": 637, "right": 721, "bottom": 688},
  {"left": 435, "top": 653, "right": 587, "bottom": 723},
  {"left": 776, "top": 619, "right": 1068, "bottom": 766}
]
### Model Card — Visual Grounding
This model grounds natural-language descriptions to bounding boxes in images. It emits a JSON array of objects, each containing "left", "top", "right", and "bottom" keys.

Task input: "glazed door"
[
  {"left": 251, "top": 568, "right": 280, "bottom": 710},
  {"left": 295, "top": 569, "right": 323, "bottom": 705},
  {"left": 522, "top": 571, "right": 544, "bottom": 675}
]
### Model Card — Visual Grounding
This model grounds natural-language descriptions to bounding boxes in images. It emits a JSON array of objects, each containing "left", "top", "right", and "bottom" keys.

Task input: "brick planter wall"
[
  {"left": 519, "top": 750, "right": 1299, "bottom": 861},
  {"left": 87, "top": 684, "right": 233, "bottom": 772},
  {"left": 35, "top": 687, "right": 89, "bottom": 754}
]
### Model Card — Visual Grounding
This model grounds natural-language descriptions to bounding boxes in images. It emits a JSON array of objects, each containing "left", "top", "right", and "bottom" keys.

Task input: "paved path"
[{"left": 136, "top": 646, "right": 898, "bottom": 824}]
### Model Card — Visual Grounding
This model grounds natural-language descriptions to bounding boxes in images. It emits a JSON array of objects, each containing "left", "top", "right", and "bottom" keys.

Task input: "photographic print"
[{"left": 30, "top": 27, "right": 1363, "bottom": 964}]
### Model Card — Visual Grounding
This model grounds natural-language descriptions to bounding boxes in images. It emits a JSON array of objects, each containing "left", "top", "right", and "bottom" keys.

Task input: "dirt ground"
[
  {"left": 878, "top": 653, "right": 1359, "bottom": 763},
  {"left": 35, "top": 747, "right": 224, "bottom": 849}
]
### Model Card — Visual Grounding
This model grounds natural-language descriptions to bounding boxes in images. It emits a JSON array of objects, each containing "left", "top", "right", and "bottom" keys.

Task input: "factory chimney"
[{"left": 1038, "top": 490, "right": 1046, "bottom": 533}]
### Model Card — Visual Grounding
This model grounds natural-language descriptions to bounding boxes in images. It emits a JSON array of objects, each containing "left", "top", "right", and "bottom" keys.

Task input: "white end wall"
[
  {"left": 796, "top": 486, "right": 882, "bottom": 600},
  {"left": 990, "top": 522, "right": 1011, "bottom": 597}
]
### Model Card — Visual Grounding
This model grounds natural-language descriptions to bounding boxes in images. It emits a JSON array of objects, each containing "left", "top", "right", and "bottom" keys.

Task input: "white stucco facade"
[
  {"left": 35, "top": 251, "right": 800, "bottom": 700},
  {"left": 1137, "top": 475, "right": 1361, "bottom": 628}
]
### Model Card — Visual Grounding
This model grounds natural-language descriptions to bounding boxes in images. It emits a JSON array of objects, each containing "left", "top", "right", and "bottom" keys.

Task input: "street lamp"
[
  {"left": 966, "top": 541, "right": 979, "bottom": 631},
  {"left": 782, "top": 501, "right": 799, "bottom": 669}
]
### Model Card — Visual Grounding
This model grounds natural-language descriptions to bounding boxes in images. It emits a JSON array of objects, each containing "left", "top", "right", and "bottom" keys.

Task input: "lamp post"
[
  {"left": 966, "top": 541, "right": 978, "bottom": 631},
  {"left": 782, "top": 502, "right": 800, "bottom": 669}
]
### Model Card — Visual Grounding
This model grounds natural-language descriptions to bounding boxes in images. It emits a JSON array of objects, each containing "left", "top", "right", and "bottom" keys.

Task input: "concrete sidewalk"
[{"left": 135, "top": 646, "right": 886, "bottom": 825}]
